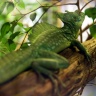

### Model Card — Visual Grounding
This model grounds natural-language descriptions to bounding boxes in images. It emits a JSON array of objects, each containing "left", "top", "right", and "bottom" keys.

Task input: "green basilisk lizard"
[{"left": 0, "top": 10, "right": 90, "bottom": 91}]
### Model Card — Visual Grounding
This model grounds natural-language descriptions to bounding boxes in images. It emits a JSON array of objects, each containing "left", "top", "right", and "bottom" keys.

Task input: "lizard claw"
[
  {"left": 49, "top": 73, "right": 66, "bottom": 96},
  {"left": 48, "top": 74, "right": 61, "bottom": 96}
]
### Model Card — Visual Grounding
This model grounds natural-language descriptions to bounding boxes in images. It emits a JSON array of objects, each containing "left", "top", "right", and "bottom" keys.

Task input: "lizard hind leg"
[
  {"left": 32, "top": 62, "right": 61, "bottom": 96},
  {"left": 31, "top": 56, "right": 69, "bottom": 95}
]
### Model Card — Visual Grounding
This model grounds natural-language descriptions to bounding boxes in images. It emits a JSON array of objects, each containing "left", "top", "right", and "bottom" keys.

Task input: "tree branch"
[{"left": 0, "top": 38, "right": 96, "bottom": 96}]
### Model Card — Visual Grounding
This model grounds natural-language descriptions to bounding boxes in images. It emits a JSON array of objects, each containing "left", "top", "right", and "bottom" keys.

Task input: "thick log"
[{"left": 0, "top": 38, "right": 96, "bottom": 96}]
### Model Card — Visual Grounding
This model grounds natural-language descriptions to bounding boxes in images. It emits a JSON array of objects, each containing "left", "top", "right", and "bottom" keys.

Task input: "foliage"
[
  {"left": 85, "top": 7, "right": 96, "bottom": 38},
  {"left": 85, "top": 7, "right": 96, "bottom": 21},
  {"left": 0, "top": 0, "right": 96, "bottom": 57}
]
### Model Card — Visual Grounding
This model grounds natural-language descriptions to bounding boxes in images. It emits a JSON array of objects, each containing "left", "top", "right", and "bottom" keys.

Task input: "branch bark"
[{"left": 0, "top": 38, "right": 96, "bottom": 96}]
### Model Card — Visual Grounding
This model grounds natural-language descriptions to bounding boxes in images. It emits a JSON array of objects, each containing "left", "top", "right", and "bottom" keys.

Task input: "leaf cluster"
[{"left": 85, "top": 7, "right": 96, "bottom": 38}]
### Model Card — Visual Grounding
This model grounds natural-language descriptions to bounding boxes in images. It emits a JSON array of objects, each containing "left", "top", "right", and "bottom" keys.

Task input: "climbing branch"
[{"left": 0, "top": 38, "right": 96, "bottom": 96}]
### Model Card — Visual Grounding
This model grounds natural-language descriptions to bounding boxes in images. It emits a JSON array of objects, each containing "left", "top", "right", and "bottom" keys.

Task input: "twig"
[
  {"left": 16, "top": 2, "right": 78, "bottom": 22},
  {"left": 81, "top": 0, "right": 95, "bottom": 11},
  {"left": 55, "top": 2, "right": 77, "bottom": 6},
  {"left": 82, "top": 20, "right": 96, "bottom": 32},
  {"left": 17, "top": 6, "right": 42, "bottom": 22},
  {"left": 35, "top": 0, "right": 42, "bottom": 6},
  {"left": 76, "top": 0, "right": 80, "bottom": 11}
]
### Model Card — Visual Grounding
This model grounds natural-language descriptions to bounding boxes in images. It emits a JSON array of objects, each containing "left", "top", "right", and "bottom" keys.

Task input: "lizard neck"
[{"left": 61, "top": 25, "right": 79, "bottom": 41}]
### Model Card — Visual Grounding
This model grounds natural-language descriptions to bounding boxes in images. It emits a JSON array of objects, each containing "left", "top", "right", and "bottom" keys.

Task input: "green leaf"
[
  {"left": 89, "top": 25, "right": 96, "bottom": 38},
  {"left": 8, "top": 39, "right": 16, "bottom": 51},
  {"left": 0, "top": 2, "right": 6, "bottom": 13},
  {"left": 6, "top": 2, "right": 14, "bottom": 14},
  {"left": 9, "top": 43, "right": 16, "bottom": 51},
  {"left": 30, "top": 13, "right": 37, "bottom": 21},
  {"left": 1, "top": 37, "right": 8, "bottom": 44},
  {"left": 8, "top": 39, "right": 13, "bottom": 45},
  {"left": 0, "top": 14, "right": 6, "bottom": 20},
  {"left": 21, "top": 43, "right": 29, "bottom": 49},
  {"left": 85, "top": 7, "right": 96, "bottom": 21},
  {"left": 0, "top": 41, "right": 10, "bottom": 57},
  {"left": 17, "top": 0, "right": 25, "bottom": 9},
  {"left": 0, "top": 0, "right": 6, "bottom": 6},
  {"left": 17, "top": 22, "right": 23, "bottom": 27},
  {"left": 10, "top": 20, "right": 17, "bottom": 32},
  {"left": 1, "top": 22, "right": 10, "bottom": 37},
  {"left": 10, "top": 31, "right": 20, "bottom": 40}
]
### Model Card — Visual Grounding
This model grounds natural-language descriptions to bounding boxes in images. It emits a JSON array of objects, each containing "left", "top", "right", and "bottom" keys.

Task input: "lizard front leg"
[
  {"left": 71, "top": 40, "right": 91, "bottom": 64},
  {"left": 31, "top": 50, "right": 69, "bottom": 95}
]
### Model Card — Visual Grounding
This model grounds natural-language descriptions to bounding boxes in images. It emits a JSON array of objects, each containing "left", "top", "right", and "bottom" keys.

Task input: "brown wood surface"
[{"left": 0, "top": 38, "right": 96, "bottom": 96}]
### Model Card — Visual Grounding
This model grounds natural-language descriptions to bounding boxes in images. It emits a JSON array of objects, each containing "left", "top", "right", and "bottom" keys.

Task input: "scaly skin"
[{"left": 0, "top": 11, "right": 90, "bottom": 85}]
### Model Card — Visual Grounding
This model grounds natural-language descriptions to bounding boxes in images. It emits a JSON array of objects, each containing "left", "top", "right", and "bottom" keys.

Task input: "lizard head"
[{"left": 57, "top": 10, "right": 85, "bottom": 35}]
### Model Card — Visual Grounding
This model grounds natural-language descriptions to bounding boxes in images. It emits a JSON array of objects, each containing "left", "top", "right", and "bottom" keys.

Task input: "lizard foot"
[
  {"left": 46, "top": 73, "right": 65, "bottom": 96},
  {"left": 32, "top": 63, "right": 65, "bottom": 96},
  {"left": 52, "top": 74, "right": 66, "bottom": 96}
]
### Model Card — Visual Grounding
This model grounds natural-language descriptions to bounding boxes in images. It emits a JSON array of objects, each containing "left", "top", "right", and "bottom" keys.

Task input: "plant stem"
[
  {"left": 82, "top": 20, "right": 96, "bottom": 32},
  {"left": 81, "top": 0, "right": 95, "bottom": 11}
]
